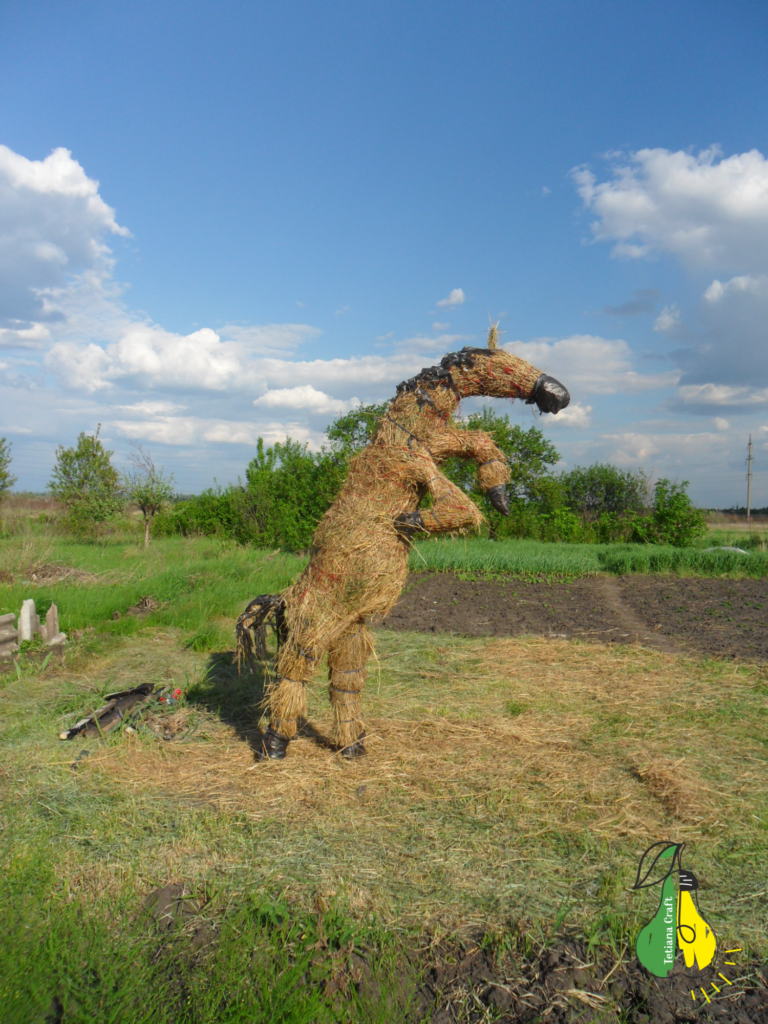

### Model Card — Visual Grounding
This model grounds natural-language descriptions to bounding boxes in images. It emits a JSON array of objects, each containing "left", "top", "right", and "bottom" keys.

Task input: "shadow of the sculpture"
[{"left": 186, "top": 651, "right": 335, "bottom": 760}]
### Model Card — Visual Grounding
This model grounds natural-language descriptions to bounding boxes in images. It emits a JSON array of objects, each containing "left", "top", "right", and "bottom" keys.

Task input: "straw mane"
[{"left": 395, "top": 347, "right": 491, "bottom": 396}]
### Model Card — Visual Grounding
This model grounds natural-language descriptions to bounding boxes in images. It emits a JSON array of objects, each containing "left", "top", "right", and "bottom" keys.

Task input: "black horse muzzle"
[{"left": 527, "top": 374, "right": 570, "bottom": 414}]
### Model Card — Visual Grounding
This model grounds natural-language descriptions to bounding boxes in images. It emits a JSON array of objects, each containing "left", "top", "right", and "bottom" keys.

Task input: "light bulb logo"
[
  {"left": 632, "top": 841, "right": 717, "bottom": 978},
  {"left": 677, "top": 868, "right": 717, "bottom": 973}
]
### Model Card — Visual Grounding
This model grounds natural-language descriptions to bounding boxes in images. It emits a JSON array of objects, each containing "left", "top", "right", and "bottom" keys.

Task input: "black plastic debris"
[
  {"left": 70, "top": 748, "right": 90, "bottom": 771},
  {"left": 59, "top": 683, "right": 155, "bottom": 740}
]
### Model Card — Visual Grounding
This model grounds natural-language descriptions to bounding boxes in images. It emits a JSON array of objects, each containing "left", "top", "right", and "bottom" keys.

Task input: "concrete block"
[
  {"left": 42, "top": 603, "right": 59, "bottom": 643},
  {"left": 19, "top": 599, "right": 41, "bottom": 642},
  {"left": 0, "top": 613, "right": 18, "bottom": 659}
]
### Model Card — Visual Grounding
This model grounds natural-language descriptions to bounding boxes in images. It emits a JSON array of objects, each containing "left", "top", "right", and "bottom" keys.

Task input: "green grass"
[
  {"left": 700, "top": 527, "right": 768, "bottom": 551},
  {"left": 410, "top": 536, "right": 768, "bottom": 578},
  {"left": 0, "top": 533, "right": 309, "bottom": 643},
  {"left": 1, "top": 852, "right": 406, "bottom": 1024}
]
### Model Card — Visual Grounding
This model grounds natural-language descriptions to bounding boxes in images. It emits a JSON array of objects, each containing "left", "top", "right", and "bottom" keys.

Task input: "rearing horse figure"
[{"left": 237, "top": 340, "right": 569, "bottom": 761}]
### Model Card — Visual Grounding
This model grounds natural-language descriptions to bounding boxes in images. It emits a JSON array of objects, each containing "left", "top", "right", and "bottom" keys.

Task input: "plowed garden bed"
[{"left": 380, "top": 574, "right": 768, "bottom": 661}]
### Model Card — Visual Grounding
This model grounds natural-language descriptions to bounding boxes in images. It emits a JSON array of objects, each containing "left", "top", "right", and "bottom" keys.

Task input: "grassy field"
[
  {"left": 1, "top": 531, "right": 767, "bottom": 1020},
  {"left": 410, "top": 536, "right": 768, "bottom": 579}
]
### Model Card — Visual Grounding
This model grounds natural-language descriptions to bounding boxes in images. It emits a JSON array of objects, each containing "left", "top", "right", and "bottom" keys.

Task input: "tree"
[
  {"left": 124, "top": 443, "right": 175, "bottom": 547},
  {"left": 50, "top": 425, "right": 120, "bottom": 503},
  {"left": 0, "top": 437, "right": 16, "bottom": 503},
  {"left": 442, "top": 408, "right": 562, "bottom": 537},
  {"left": 560, "top": 463, "right": 648, "bottom": 519},
  {"left": 325, "top": 402, "right": 389, "bottom": 457},
  {"left": 49, "top": 425, "right": 123, "bottom": 537},
  {"left": 245, "top": 437, "right": 348, "bottom": 550},
  {"left": 632, "top": 479, "right": 707, "bottom": 547},
  {"left": 443, "top": 409, "right": 561, "bottom": 500}
]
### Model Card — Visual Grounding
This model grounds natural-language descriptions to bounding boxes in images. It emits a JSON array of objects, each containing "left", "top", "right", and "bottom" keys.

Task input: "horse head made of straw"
[{"left": 237, "top": 335, "right": 569, "bottom": 761}]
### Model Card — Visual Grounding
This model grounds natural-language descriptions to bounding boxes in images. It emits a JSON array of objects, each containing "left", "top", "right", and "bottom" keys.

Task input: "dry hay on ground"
[
  {"left": 87, "top": 635, "right": 742, "bottom": 842},
  {"left": 32, "top": 630, "right": 768, "bottom": 939},
  {"left": 23, "top": 563, "right": 102, "bottom": 585}
]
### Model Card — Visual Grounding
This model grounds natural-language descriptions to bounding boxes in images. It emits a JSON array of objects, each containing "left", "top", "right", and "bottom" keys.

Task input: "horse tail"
[{"left": 236, "top": 594, "right": 288, "bottom": 671}]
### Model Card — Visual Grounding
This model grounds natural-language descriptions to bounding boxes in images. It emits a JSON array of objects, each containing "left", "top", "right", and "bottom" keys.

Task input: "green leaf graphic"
[{"left": 636, "top": 872, "right": 677, "bottom": 977}]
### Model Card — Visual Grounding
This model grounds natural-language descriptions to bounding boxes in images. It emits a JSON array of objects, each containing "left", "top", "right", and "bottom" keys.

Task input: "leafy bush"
[
  {"left": 148, "top": 405, "right": 707, "bottom": 553},
  {"left": 154, "top": 405, "right": 388, "bottom": 550},
  {"left": 244, "top": 438, "right": 347, "bottom": 550},
  {"left": 0, "top": 437, "right": 16, "bottom": 503},
  {"left": 443, "top": 409, "right": 561, "bottom": 504},
  {"left": 560, "top": 463, "right": 647, "bottom": 518},
  {"left": 630, "top": 479, "right": 707, "bottom": 547},
  {"left": 325, "top": 401, "right": 389, "bottom": 456},
  {"left": 442, "top": 409, "right": 563, "bottom": 538},
  {"left": 153, "top": 489, "right": 256, "bottom": 543},
  {"left": 62, "top": 493, "right": 126, "bottom": 539},
  {"left": 49, "top": 426, "right": 124, "bottom": 538}
]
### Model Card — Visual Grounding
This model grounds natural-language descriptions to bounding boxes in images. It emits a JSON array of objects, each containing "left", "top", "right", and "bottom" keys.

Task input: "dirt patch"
[
  {"left": 620, "top": 575, "right": 768, "bottom": 661},
  {"left": 410, "top": 933, "right": 768, "bottom": 1023},
  {"left": 22, "top": 563, "right": 100, "bottom": 586},
  {"left": 143, "top": 883, "right": 216, "bottom": 947},
  {"left": 135, "top": 895, "right": 768, "bottom": 1023},
  {"left": 379, "top": 573, "right": 768, "bottom": 661}
]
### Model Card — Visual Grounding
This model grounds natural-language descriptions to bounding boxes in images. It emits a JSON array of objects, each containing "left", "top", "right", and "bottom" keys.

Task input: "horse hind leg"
[
  {"left": 328, "top": 621, "right": 372, "bottom": 758},
  {"left": 261, "top": 626, "right": 319, "bottom": 760}
]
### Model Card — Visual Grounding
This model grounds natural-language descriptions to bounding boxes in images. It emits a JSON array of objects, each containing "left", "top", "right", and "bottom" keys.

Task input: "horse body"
[{"left": 237, "top": 345, "right": 569, "bottom": 759}]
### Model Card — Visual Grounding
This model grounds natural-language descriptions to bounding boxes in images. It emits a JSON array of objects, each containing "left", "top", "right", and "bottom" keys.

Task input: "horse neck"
[
  {"left": 379, "top": 385, "right": 459, "bottom": 446},
  {"left": 451, "top": 354, "right": 541, "bottom": 400}
]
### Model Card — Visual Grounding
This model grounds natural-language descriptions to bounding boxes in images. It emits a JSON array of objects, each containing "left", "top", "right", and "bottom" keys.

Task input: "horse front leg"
[
  {"left": 395, "top": 452, "right": 485, "bottom": 538},
  {"left": 430, "top": 428, "right": 512, "bottom": 514}
]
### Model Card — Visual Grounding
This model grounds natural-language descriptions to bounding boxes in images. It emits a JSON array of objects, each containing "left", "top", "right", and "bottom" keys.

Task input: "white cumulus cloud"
[
  {"left": 45, "top": 322, "right": 323, "bottom": 394},
  {"left": 116, "top": 400, "right": 187, "bottom": 416},
  {"left": 436, "top": 288, "right": 465, "bottom": 308},
  {"left": 653, "top": 304, "right": 682, "bottom": 333},
  {"left": 253, "top": 385, "right": 360, "bottom": 415},
  {"left": 0, "top": 145, "right": 128, "bottom": 328},
  {"left": 703, "top": 274, "right": 768, "bottom": 303},
  {"left": 545, "top": 401, "right": 593, "bottom": 428},
  {"left": 112, "top": 415, "right": 324, "bottom": 450},
  {"left": 0, "top": 321, "right": 50, "bottom": 348},
  {"left": 676, "top": 384, "right": 768, "bottom": 408},
  {"left": 574, "top": 146, "right": 768, "bottom": 403},
  {"left": 504, "top": 334, "right": 679, "bottom": 396},
  {"left": 573, "top": 146, "right": 768, "bottom": 271}
]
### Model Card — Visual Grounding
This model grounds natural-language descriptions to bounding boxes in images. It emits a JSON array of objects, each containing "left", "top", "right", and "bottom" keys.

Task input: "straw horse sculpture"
[{"left": 237, "top": 339, "right": 570, "bottom": 761}]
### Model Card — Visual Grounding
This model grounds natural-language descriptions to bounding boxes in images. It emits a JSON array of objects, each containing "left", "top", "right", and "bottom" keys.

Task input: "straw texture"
[{"left": 239, "top": 346, "right": 546, "bottom": 752}]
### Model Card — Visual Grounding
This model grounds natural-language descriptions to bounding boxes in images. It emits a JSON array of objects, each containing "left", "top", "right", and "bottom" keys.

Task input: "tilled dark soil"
[
  {"left": 409, "top": 934, "right": 768, "bottom": 1023},
  {"left": 379, "top": 573, "right": 768, "bottom": 661}
]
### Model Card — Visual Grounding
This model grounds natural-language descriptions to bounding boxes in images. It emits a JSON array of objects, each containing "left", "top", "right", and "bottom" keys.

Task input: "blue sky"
[{"left": 2, "top": 0, "right": 768, "bottom": 506}]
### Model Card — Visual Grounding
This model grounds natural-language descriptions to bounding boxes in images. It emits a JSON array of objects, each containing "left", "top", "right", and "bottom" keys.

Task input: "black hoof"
[
  {"left": 340, "top": 733, "right": 367, "bottom": 759},
  {"left": 486, "top": 484, "right": 510, "bottom": 516},
  {"left": 394, "top": 511, "right": 424, "bottom": 540},
  {"left": 257, "top": 727, "right": 289, "bottom": 761},
  {"left": 527, "top": 373, "right": 570, "bottom": 414}
]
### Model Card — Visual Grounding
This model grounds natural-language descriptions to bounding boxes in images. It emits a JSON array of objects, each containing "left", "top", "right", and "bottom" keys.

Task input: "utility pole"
[{"left": 746, "top": 434, "right": 753, "bottom": 522}]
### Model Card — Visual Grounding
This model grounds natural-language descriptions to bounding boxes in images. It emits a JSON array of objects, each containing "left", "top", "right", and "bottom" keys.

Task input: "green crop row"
[{"left": 409, "top": 537, "right": 768, "bottom": 578}]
